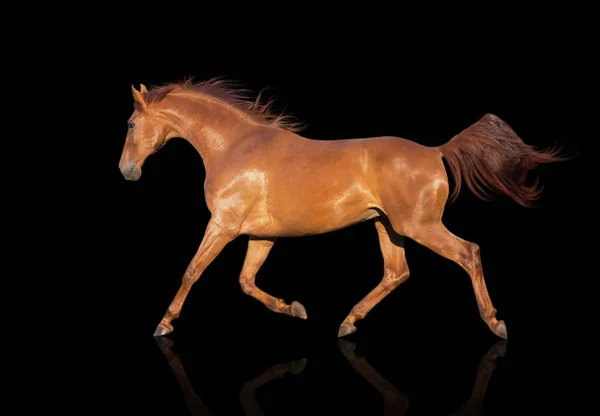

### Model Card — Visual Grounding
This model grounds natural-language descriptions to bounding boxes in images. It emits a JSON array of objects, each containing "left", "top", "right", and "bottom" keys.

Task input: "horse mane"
[{"left": 143, "top": 76, "right": 305, "bottom": 132}]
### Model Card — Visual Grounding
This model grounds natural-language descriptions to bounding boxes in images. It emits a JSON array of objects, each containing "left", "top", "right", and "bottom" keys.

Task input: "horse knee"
[{"left": 182, "top": 267, "right": 199, "bottom": 284}]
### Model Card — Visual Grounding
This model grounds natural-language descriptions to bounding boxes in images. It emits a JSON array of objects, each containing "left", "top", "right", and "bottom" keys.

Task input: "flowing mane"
[{"left": 143, "top": 77, "right": 306, "bottom": 132}]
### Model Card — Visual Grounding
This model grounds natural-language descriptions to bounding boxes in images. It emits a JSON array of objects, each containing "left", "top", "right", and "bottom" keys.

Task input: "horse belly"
[{"left": 245, "top": 181, "right": 379, "bottom": 237}]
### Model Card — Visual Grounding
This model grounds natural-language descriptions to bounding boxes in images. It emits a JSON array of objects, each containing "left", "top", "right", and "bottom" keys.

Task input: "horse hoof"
[
  {"left": 493, "top": 320, "right": 507, "bottom": 339},
  {"left": 154, "top": 324, "right": 173, "bottom": 337},
  {"left": 291, "top": 301, "right": 307, "bottom": 319},
  {"left": 291, "top": 358, "right": 308, "bottom": 375},
  {"left": 338, "top": 322, "right": 357, "bottom": 338}
]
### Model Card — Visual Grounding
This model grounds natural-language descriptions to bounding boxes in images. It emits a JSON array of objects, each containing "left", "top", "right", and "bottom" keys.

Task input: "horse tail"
[{"left": 438, "top": 113, "right": 569, "bottom": 207}]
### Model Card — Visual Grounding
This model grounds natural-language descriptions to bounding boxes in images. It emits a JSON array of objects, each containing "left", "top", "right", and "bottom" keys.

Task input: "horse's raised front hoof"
[
  {"left": 291, "top": 358, "right": 308, "bottom": 375},
  {"left": 291, "top": 301, "right": 307, "bottom": 319},
  {"left": 493, "top": 320, "right": 507, "bottom": 339},
  {"left": 153, "top": 323, "right": 174, "bottom": 337},
  {"left": 338, "top": 322, "right": 357, "bottom": 338}
]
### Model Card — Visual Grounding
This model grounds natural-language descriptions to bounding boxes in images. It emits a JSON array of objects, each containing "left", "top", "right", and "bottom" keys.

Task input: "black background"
[{"left": 56, "top": 13, "right": 591, "bottom": 415}]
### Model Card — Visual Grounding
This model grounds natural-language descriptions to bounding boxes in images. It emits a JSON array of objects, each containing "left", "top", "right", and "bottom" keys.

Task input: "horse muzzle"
[{"left": 119, "top": 162, "right": 142, "bottom": 181}]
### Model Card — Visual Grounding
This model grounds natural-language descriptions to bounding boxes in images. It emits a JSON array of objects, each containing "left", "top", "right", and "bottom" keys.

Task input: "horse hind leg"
[
  {"left": 402, "top": 220, "right": 507, "bottom": 339},
  {"left": 338, "top": 217, "right": 410, "bottom": 337},
  {"left": 239, "top": 236, "right": 307, "bottom": 320}
]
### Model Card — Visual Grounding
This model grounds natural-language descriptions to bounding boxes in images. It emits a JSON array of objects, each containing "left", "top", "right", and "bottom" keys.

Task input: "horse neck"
[{"left": 163, "top": 94, "right": 267, "bottom": 168}]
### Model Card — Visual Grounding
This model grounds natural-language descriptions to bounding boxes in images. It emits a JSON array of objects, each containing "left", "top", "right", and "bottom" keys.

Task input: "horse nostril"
[{"left": 120, "top": 162, "right": 139, "bottom": 180}]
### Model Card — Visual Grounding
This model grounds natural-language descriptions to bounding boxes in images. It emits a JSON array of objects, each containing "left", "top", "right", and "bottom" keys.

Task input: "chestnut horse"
[{"left": 119, "top": 77, "right": 564, "bottom": 339}]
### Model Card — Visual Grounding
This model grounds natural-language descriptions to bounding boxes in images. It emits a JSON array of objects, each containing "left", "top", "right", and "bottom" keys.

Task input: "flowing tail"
[{"left": 438, "top": 113, "right": 569, "bottom": 207}]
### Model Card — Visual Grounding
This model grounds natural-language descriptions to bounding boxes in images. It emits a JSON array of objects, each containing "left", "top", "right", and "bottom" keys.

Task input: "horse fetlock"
[
  {"left": 167, "top": 303, "right": 183, "bottom": 318},
  {"left": 349, "top": 307, "right": 367, "bottom": 321},
  {"left": 480, "top": 307, "right": 498, "bottom": 322},
  {"left": 266, "top": 298, "right": 287, "bottom": 313}
]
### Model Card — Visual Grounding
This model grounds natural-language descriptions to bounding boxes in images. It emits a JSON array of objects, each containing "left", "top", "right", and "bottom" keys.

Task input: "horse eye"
[{"left": 128, "top": 121, "right": 136, "bottom": 129}]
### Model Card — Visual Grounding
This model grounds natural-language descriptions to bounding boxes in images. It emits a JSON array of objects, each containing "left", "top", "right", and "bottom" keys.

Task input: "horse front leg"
[
  {"left": 239, "top": 236, "right": 307, "bottom": 319},
  {"left": 154, "top": 220, "right": 235, "bottom": 336}
]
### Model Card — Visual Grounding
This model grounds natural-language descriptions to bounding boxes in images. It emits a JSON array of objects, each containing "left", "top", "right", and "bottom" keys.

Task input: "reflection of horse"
[
  {"left": 155, "top": 337, "right": 216, "bottom": 416},
  {"left": 155, "top": 337, "right": 506, "bottom": 415},
  {"left": 338, "top": 340, "right": 410, "bottom": 415},
  {"left": 121, "top": 78, "right": 566, "bottom": 338},
  {"left": 449, "top": 341, "right": 507, "bottom": 416},
  {"left": 339, "top": 339, "right": 507, "bottom": 416},
  {"left": 155, "top": 337, "right": 306, "bottom": 416},
  {"left": 239, "top": 358, "right": 307, "bottom": 416}
]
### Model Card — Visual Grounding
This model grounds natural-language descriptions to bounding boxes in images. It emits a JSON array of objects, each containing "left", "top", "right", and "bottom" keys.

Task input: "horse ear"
[
  {"left": 131, "top": 84, "right": 147, "bottom": 110},
  {"left": 140, "top": 84, "right": 148, "bottom": 93}
]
